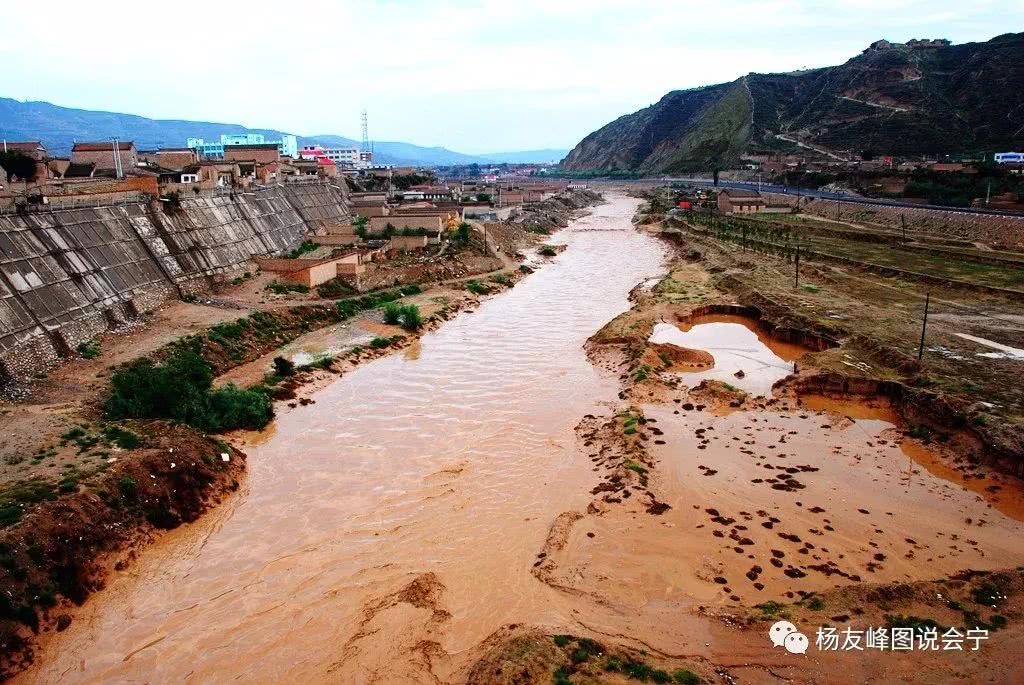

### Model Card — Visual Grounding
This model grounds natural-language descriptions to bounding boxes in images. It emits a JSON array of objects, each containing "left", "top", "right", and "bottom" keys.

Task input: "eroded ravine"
[{"left": 17, "top": 196, "right": 669, "bottom": 683}]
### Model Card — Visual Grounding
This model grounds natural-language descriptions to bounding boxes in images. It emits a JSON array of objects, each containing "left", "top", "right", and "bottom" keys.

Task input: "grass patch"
[
  {"left": 673, "top": 670, "right": 701, "bottom": 685},
  {"left": 884, "top": 614, "right": 946, "bottom": 633},
  {"left": 623, "top": 460, "right": 648, "bottom": 475},
  {"left": 539, "top": 246, "right": 557, "bottom": 257},
  {"left": 465, "top": 280, "right": 489, "bottom": 295},
  {"left": 266, "top": 281, "right": 310, "bottom": 295},
  {"left": 102, "top": 425, "right": 142, "bottom": 450},
  {"left": 755, "top": 600, "right": 789, "bottom": 620},
  {"left": 316, "top": 279, "right": 356, "bottom": 299},
  {"left": 0, "top": 480, "right": 58, "bottom": 527}
]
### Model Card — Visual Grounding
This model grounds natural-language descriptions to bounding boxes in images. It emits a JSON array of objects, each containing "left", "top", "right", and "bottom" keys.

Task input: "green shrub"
[
  {"left": 383, "top": 302, "right": 403, "bottom": 325},
  {"left": 77, "top": 340, "right": 101, "bottom": 359},
  {"left": 105, "top": 350, "right": 272, "bottom": 432},
  {"left": 206, "top": 384, "right": 273, "bottom": 431},
  {"left": 398, "top": 304, "right": 423, "bottom": 330},
  {"left": 273, "top": 356, "right": 296, "bottom": 377},
  {"left": 288, "top": 240, "right": 318, "bottom": 258},
  {"left": 370, "top": 337, "right": 391, "bottom": 349},
  {"left": 399, "top": 284, "right": 422, "bottom": 296},
  {"left": 539, "top": 246, "right": 557, "bottom": 257},
  {"left": 118, "top": 477, "right": 138, "bottom": 500},
  {"left": 60, "top": 426, "right": 87, "bottom": 442}
]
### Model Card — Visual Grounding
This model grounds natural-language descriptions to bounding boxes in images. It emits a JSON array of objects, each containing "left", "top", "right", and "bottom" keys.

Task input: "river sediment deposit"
[{"left": 16, "top": 194, "right": 1024, "bottom": 684}]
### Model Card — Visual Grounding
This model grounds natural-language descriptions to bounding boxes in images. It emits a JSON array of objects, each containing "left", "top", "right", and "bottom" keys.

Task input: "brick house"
[
  {"left": 222, "top": 144, "right": 281, "bottom": 165},
  {"left": 254, "top": 250, "right": 365, "bottom": 288},
  {"left": 138, "top": 148, "right": 199, "bottom": 171},
  {"left": 71, "top": 141, "right": 138, "bottom": 172},
  {"left": 2, "top": 141, "right": 49, "bottom": 160},
  {"left": 717, "top": 189, "right": 766, "bottom": 213},
  {"left": 368, "top": 215, "right": 443, "bottom": 234}
]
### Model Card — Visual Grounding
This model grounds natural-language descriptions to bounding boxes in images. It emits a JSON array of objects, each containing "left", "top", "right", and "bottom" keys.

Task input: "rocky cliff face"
[{"left": 561, "top": 33, "right": 1024, "bottom": 173}]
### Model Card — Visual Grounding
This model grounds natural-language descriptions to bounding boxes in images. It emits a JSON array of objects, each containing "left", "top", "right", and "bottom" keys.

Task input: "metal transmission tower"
[{"left": 360, "top": 109, "right": 371, "bottom": 154}]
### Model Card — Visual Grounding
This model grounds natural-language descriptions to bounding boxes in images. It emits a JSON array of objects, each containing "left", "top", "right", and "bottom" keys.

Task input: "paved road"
[{"left": 663, "top": 177, "right": 1024, "bottom": 219}]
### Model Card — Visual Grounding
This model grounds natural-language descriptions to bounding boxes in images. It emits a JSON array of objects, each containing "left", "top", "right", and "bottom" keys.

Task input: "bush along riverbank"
[{"left": 0, "top": 266, "right": 538, "bottom": 678}]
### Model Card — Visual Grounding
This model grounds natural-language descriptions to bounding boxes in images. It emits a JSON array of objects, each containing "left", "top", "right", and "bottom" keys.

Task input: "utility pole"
[
  {"left": 901, "top": 213, "right": 907, "bottom": 243},
  {"left": 794, "top": 245, "right": 800, "bottom": 288},
  {"left": 985, "top": 181, "right": 991, "bottom": 206},
  {"left": 112, "top": 138, "right": 124, "bottom": 179},
  {"left": 917, "top": 292, "right": 930, "bottom": 361}
]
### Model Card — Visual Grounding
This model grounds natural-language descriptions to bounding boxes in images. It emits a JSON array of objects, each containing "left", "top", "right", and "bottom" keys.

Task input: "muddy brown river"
[{"left": 20, "top": 196, "right": 668, "bottom": 683}]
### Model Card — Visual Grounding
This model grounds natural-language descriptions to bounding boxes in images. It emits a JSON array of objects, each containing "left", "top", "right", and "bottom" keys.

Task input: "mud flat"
[{"left": 517, "top": 205, "right": 1024, "bottom": 682}]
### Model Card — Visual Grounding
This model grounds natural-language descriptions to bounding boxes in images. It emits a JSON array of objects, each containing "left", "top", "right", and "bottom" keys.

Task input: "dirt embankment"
[
  {"left": 0, "top": 424, "right": 244, "bottom": 678},
  {"left": 508, "top": 189, "right": 604, "bottom": 231}
]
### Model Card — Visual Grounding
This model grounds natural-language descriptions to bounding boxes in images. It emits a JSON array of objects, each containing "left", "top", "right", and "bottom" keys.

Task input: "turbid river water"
[{"left": 20, "top": 196, "right": 668, "bottom": 683}]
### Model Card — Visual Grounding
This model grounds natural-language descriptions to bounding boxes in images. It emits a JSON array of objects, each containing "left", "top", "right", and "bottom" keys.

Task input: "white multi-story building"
[{"left": 301, "top": 145, "right": 363, "bottom": 169}]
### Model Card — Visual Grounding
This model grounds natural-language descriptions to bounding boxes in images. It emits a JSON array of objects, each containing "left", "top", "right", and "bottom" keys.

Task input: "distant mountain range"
[
  {"left": 561, "top": 32, "right": 1024, "bottom": 173},
  {"left": 0, "top": 98, "right": 567, "bottom": 166}
]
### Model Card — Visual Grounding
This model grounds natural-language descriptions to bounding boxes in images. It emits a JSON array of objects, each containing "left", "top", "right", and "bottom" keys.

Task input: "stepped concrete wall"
[{"left": 0, "top": 182, "right": 349, "bottom": 380}]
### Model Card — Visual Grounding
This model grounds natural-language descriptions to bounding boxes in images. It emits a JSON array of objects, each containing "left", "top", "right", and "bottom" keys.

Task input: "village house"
[
  {"left": 254, "top": 249, "right": 369, "bottom": 289},
  {"left": 351, "top": 201, "right": 389, "bottom": 218},
  {"left": 222, "top": 143, "right": 281, "bottom": 165},
  {"left": 291, "top": 158, "right": 319, "bottom": 176},
  {"left": 2, "top": 141, "right": 49, "bottom": 161},
  {"left": 368, "top": 215, "right": 443, "bottom": 234},
  {"left": 717, "top": 188, "right": 766, "bottom": 213},
  {"left": 71, "top": 141, "right": 138, "bottom": 172},
  {"left": 138, "top": 148, "right": 199, "bottom": 171}
]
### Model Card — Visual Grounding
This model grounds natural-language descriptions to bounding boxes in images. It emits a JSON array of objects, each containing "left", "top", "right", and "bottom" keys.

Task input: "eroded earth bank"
[{"left": 15, "top": 194, "right": 1024, "bottom": 684}]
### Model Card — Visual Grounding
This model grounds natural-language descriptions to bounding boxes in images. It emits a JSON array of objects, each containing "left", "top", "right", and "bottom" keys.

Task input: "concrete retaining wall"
[
  {"left": 763, "top": 192, "right": 1024, "bottom": 249},
  {"left": 0, "top": 182, "right": 349, "bottom": 380}
]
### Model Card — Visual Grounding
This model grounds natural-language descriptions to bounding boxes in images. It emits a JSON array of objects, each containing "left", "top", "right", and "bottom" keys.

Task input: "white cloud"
[{"left": 0, "top": 0, "right": 1019, "bottom": 152}]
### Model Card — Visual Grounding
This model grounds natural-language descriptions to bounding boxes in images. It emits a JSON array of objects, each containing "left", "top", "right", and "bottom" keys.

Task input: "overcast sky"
[{"left": 2, "top": 1, "right": 1019, "bottom": 153}]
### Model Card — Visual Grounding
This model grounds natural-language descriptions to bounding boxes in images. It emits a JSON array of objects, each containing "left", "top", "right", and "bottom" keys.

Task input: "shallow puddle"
[
  {"left": 801, "top": 394, "right": 1024, "bottom": 521},
  {"left": 650, "top": 314, "right": 807, "bottom": 396}
]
